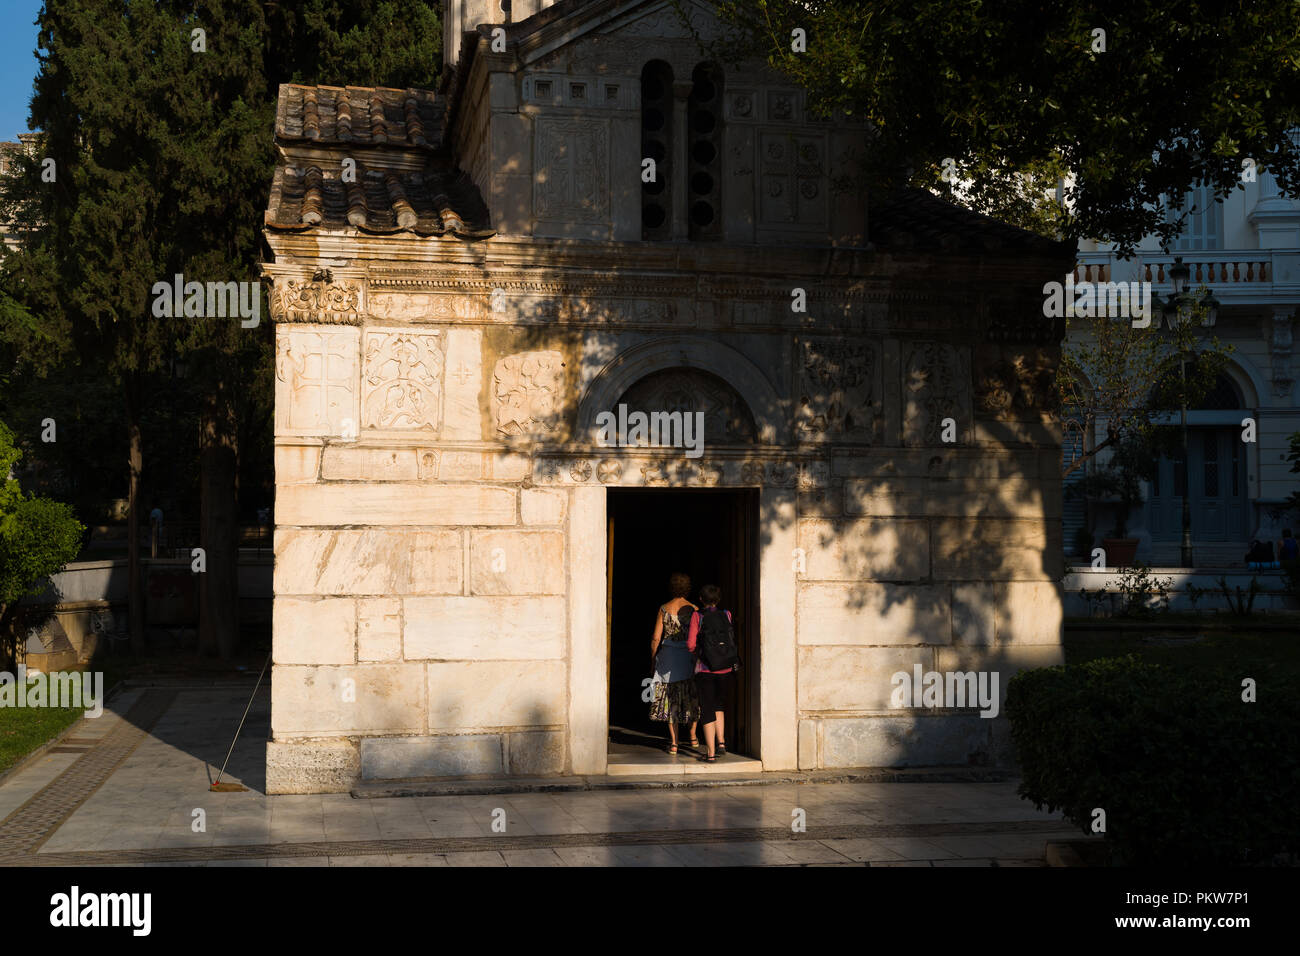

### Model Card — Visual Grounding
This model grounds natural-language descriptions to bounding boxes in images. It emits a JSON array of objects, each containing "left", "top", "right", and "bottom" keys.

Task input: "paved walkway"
[{"left": 0, "top": 685, "right": 1086, "bottom": 867}]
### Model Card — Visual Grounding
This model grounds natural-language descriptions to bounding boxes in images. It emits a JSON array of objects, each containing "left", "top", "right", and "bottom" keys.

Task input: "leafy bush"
[
  {"left": 1006, "top": 655, "right": 1300, "bottom": 865},
  {"left": 0, "top": 421, "right": 84, "bottom": 667},
  {"left": 1217, "top": 574, "right": 1262, "bottom": 616},
  {"left": 1114, "top": 563, "right": 1172, "bottom": 617}
]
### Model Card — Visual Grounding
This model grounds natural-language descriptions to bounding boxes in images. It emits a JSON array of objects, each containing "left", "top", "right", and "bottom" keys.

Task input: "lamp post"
[{"left": 1158, "top": 256, "right": 1220, "bottom": 568}]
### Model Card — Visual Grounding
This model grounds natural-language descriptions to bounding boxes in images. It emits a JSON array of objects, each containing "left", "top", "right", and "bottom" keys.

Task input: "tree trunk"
[
  {"left": 199, "top": 376, "right": 240, "bottom": 660},
  {"left": 124, "top": 375, "right": 146, "bottom": 656}
]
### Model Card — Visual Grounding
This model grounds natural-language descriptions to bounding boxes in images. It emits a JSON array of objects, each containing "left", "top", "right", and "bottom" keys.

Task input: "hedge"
[{"left": 1005, "top": 654, "right": 1300, "bottom": 865}]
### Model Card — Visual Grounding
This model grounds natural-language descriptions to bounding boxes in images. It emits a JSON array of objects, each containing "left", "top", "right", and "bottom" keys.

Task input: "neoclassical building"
[
  {"left": 261, "top": 0, "right": 1075, "bottom": 792},
  {"left": 1068, "top": 165, "right": 1300, "bottom": 566}
]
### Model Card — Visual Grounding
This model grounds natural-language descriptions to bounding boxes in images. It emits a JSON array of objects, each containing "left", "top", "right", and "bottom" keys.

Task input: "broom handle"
[{"left": 214, "top": 650, "right": 272, "bottom": 784}]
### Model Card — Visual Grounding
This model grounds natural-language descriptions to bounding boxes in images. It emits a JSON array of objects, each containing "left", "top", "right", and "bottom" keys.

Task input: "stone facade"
[{"left": 262, "top": 0, "right": 1075, "bottom": 792}]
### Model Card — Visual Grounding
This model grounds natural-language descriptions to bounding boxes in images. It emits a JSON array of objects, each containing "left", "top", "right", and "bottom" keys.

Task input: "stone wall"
[{"left": 263, "top": 235, "right": 1072, "bottom": 791}]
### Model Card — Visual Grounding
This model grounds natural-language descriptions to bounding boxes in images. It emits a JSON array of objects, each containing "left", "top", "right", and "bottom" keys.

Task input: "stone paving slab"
[{"left": 0, "top": 685, "right": 1094, "bottom": 867}]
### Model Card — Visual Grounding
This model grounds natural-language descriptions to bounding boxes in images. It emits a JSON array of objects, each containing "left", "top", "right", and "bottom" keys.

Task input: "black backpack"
[{"left": 696, "top": 607, "right": 739, "bottom": 671}]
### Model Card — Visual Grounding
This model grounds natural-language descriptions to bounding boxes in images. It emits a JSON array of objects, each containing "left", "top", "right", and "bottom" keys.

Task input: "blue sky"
[{"left": 1, "top": 1, "right": 43, "bottom": 141}]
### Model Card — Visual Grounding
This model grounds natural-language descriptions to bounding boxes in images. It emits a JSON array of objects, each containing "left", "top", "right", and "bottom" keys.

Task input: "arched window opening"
[
  {"left": 687, "top": 62, "right": 722, "bottom": 239},
  {"left": 640, "top": 61, "right": 673, "bottom": 240}
]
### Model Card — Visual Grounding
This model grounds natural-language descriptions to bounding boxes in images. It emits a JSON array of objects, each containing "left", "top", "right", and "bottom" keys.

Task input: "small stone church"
[{"left": 261, "top": 0, "right": 1075, "bottom": 793}]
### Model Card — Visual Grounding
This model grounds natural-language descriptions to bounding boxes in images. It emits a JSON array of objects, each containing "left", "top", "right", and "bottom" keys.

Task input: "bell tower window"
[
  {"left": 640, "top": 61, "right": 674, "bottom": 240},
  {"left": 687, "top": 62, "right": 723, "bottom": 239}
]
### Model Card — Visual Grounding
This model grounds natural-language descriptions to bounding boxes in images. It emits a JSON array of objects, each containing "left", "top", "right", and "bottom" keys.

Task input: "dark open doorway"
[{"left": 606, "top": 487, "right": 760, "bottom": 757}]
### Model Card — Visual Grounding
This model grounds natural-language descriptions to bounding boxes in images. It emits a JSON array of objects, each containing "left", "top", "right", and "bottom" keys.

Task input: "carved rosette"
[
  {"left": 570, "top": 460, "right": 593, "bottom": 482},
  {"left": 797, "top": 462, "right": 828, "bottom": 490},
  {"left": 766, "top": 462, "right": 798, "bottom": 488},
  {"left": 270, "top": 276, "right": 363, "bottom": 324},
  {"left": 740, "top": 461, "right": 766, "bottom": 485},
  {"left": 597, "top": 460, "right": 622, "bottom": 484}
]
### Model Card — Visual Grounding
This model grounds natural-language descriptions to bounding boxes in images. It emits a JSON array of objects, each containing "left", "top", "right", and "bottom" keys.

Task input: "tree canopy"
[
  {"left": 0, "top": 0, "right": 444, "bottom": 656},
  {"left": 711, "top": 0, "right": 1300, "bottom": 252}
]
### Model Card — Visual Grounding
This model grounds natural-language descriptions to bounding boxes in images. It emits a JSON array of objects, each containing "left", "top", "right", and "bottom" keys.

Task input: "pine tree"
[{"left": 2, "top": 0, "right": 442, "bottom": 657}]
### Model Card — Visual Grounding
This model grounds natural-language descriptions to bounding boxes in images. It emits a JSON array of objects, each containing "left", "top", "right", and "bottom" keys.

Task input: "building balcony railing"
[{"left": 1073, "top": 249, "right": 1299, "bottom": 305}]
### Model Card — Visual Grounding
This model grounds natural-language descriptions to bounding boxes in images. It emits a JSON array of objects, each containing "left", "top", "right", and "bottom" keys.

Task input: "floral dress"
[{"left": 650, "top": 605, "right": 701, "bottom": 723}]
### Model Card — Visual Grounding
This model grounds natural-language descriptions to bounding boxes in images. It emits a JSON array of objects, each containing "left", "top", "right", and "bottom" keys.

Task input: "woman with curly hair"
[{"left": 648, "top": 572, "right": 701, "bottom": 753}]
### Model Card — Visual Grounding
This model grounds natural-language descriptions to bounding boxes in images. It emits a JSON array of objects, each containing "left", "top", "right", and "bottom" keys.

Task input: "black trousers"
[{"left": 695, "top": 671, "right": 733, "bottom": 725}]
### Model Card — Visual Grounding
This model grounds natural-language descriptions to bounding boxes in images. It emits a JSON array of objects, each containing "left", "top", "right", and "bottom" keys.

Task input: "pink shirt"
[{"left": 687, "top": 607, "right": 735, "bottom": 674}]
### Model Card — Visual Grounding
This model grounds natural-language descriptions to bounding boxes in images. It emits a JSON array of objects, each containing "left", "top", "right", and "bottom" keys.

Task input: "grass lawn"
[{"left": 0, "top": 702, "right": 84, "bottom": 776}]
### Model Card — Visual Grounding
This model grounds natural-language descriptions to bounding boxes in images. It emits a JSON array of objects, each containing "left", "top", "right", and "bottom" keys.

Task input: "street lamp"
[{"left": 1156, "top": 256, "right": 1219, "bottom": 567}]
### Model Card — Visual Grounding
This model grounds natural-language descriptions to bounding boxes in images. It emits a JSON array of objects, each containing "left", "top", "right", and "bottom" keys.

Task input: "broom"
[{"left": 208, "top": 650, "right": 271, "bottom": 792}]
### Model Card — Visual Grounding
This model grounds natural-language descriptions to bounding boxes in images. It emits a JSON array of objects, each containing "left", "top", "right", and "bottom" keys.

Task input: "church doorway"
[{"left": 606, "top": 488, "right": 760, "bottom": 761}]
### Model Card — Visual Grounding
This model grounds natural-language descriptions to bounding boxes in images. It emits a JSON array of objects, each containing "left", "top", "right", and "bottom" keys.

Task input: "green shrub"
[
  {"left": 1006, "top": 655, "right": 1300, "bottom": 865},
  {"left": 0, "top": 421, "right": 84, "bottom": 667}
]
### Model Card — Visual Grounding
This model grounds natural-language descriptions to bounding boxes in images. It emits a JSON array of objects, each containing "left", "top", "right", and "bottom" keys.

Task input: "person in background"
[
  {"left": 648, "top": 572, "right": 700, "bottom": 754},
  {"left": 687, "top": 584, "right": 739, "bottom": 763},
  {"left": 1246, "top": 538, "right": 1277, "bottom": 570},
  {"left": 1278, "top": 529, "right": 1298, "bottom": 562}
]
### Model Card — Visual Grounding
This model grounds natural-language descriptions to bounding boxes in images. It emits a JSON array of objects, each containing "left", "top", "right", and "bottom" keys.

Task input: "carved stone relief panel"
[
  {"left": 493, "top": 350, "right": 565, "bottom": 437},
  {"left": 269, "top": 276, "right": 363, "bottom": 324},
  {"left": 974, "top": 346, "right": 1058, "bottom": 418},
  {"left": 418, "top": 449, "right": 439, "bottom": 480},
  {"left": 796, "top": 338, "right": 879, "bottom": 442},
  {"left": 361, "top": 329, "right": 444, "bottom": 431},
  {"left": 534, "top": 118, "right": 609, "bottom": 223},
  {"left": 368, "top": 291, "right": 486, "bottom": 322},
  {"left": 758, "top": 132, "right": 826, "bottom": 227},
  {"left": 902, "top": 341, "right": 971, "bottom": 447},
  {"left": 274, "top": 327, "right": 360, "bottom": 437},
  {"left": 529, "top": 453, "right": 830, "bottom": 489},
  {"left": 616, "top": 369, "right": 758, "bottom": 444}
]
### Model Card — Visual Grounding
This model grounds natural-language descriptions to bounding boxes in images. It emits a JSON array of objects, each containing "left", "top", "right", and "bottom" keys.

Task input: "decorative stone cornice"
[{"left": 269, "top": 274, "right": 365, "bottom": 325}]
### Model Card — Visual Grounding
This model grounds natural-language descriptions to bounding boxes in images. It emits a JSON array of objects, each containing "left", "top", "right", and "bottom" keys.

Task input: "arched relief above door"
[
  {"left": 578, "top": 336, "right": 786, "bottom": 444},
  {"left": 617, "top": 368, "right": 757, "bottom": 443}
]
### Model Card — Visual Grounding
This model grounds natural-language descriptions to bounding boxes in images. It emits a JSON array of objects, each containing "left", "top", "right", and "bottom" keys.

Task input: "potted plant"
[{"left": 1072, "top": 434, "right": 1156, "bottom": 568}]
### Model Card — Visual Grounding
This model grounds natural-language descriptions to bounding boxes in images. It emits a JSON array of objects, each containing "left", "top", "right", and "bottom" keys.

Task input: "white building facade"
[{"left": 1067, "top": 169, "right": 1300, "bottom": 566}]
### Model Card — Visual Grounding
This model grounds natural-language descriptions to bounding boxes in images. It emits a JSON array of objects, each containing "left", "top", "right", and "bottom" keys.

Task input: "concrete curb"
[{"left": 351, "top": 765, "right": 1019, "bottom": 799}]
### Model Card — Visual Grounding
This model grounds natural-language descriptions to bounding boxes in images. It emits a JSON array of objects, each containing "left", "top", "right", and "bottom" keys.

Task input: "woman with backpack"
[
  {"left": 648, "top": 572, "right": 701, "bottom": 754},
  {"left": 687, "top": 583, "right": 739, "bottom": 763}
]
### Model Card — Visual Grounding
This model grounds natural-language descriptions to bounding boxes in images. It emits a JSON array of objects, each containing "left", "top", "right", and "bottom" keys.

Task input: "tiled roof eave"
[{"left": 263, "top": 219, "right": 496, "bottom": 241}]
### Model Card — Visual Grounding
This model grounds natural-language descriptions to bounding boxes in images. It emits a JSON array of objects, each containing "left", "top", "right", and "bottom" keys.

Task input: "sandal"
[
  {"left": 668, "top": 744, "right": 678, "bottom": 755},
  {"left": 717, "top": 743, "right": 726, "bottom": 755},
  {"left": 698, "top": 752, "right": 716, "bottom": 763},
  {"left": 688, "top": 737, "right": 699, "bottom": 749}
]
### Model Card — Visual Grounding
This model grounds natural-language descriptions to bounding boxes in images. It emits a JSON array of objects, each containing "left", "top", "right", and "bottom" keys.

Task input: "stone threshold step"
[{"left": 350, "top": 765, "right": 1017, "bottom": 799}]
